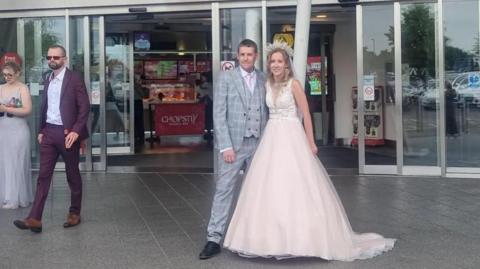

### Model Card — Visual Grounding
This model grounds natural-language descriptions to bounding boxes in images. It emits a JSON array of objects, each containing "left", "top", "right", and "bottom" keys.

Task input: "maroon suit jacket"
[{"left": 39, "top": 68, "right": 90, "bottom": 140}]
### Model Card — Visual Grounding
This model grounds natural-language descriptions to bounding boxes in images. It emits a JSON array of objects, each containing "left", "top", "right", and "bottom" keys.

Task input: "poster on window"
[
  {"left": 90, "top": 81, "right": 100, "bottom": 105},
  {"left": 363, "top": 75, "right": 375, "bottom": 101},
  {"left": 221, "top": 61, "right": 235, "bottom": 71},
  {"left": 307, "top": 56, "right": 325, "bottom": 95}
]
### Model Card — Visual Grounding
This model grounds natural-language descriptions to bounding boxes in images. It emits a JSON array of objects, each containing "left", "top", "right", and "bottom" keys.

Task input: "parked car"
[
  {"left": 452, "top": 72, "right": 480, "bottom": 107},
  {"left": 419, "top": 87, "right": 438, "bottom": 110},
  {"left": 417, "top": 73, "right": 480, "bottom": 110}
]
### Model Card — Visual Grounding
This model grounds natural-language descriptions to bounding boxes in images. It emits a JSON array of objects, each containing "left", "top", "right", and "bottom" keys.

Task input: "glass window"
[
  {"left": 89, "top": 17, "right": 102, "bottom": 153},
  {"left": 0, "top": 19, "right": 17, "bottom": 84},
  {"left": 401, "top": 3, "right": 439, "bottom": 166},
  {"left": 220, "top": 8, "right": 263, "bottom": 70},
  {"left": 69, "top": 16, "right": 103, "bottom": 164},
  {"left": 0, "top": 17, "right": 66, "bottom": 168},
  {"left": 362, "top": 4, "right": 396, "bottom": 165},
  {"left": 105, "top": 32, "right": 131, "bottom": 152},
  {"left": 267, "top": 6, "right": 344, "bottom": 147},
  {"left": 444, "top": 0, "right": 480, "bottom": 168}
]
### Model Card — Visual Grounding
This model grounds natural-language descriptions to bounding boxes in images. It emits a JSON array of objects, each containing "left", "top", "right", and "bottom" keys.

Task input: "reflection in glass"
[
  {"left": 401, "top": 3, "right": 438, "bottom": 166},
  {"left": 69, "top": 17, "right": 85, "bottom": 73},
  {"left": 362, "top": 4, "right": 396, "bottom": 165},
  {"left": 69, "top": 17, "right": 102, "bottom": 163},
  {"left": 105, "top": 33, "right": 131, "bottom": 151},
  {"left": 89, "top": 18, "right": 102, "bottom": 153},
  {"left": 444, "top": 0, "right": 480, "bottom": 167},
  {"left": 69, "top": 17, "right": 87, "bottom": 162},
  {"left": 220, "top": 8, "right": 263, "bottom": 69},
  {"left": 0, "top": 19, "right": 17, "bottom": 85},
  {"left": 22, "top": 17, "right": 66, "bottom": 168}
]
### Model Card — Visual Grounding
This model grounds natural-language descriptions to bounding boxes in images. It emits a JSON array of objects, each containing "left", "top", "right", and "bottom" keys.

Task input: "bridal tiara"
[{"left": 265, "top": 41, "right": 294, "bottom": 58}]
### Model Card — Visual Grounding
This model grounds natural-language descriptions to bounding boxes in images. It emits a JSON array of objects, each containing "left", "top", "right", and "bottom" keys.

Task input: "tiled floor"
[{"left": 1, "top": 171, "right": 479, "bottom": 269}]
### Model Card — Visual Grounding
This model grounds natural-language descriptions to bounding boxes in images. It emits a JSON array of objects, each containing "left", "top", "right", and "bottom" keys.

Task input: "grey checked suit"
[{"left": 207, "top": 67, "right": 268, "bottom": 243}]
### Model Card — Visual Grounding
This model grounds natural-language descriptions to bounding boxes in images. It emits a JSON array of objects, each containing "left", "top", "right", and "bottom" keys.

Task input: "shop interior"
[
  {"left": 102, "top": 11, "right": 214, "bottom": 170},
  {"left": 268, "top": 5, "right": 379, "bottom": 168},
  {"left": 100, "top": 5, "right": 393, "bottom": 170}
]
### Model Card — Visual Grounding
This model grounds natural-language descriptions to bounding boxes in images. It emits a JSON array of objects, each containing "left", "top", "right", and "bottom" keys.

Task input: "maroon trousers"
[{"left": 28, "top": 123, "right": 82, "bottom": 221}]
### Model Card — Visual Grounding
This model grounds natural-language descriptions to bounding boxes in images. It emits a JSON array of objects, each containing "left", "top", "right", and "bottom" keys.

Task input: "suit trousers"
[
  {"left": 207, "top": 137, "right": 258, "bottom": 243},
  {"left": 28, "top": 124, "right": 82, "bottom": 221}
]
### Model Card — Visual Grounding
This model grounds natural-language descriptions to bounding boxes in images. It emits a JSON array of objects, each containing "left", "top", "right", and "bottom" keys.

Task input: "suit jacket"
[
  {"left": 40, "top": 68, "right": 90, "bottom": 140},
  {"left": 213, "top": 67, "right": 268, "bottom": 151}
]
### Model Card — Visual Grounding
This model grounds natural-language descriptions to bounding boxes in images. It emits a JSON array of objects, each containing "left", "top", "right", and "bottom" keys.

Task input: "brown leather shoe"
[
  {"left": 13, "top": 218, "right": 42, "bottom": 233},
  {"left": 63, "top": 213, "right": 81, "bottom": 228}
]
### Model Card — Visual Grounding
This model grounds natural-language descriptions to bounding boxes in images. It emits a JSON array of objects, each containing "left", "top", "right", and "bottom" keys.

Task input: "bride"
[{"left": 223, "top": 42, "right": 395, "bottom": 261}]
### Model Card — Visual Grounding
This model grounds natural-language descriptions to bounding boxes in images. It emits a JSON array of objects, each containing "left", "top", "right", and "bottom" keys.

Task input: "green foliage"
[
  {"left": 385, "top": 4, "right": 478, "bottom": 81},
  {"left": 23, "top": 19, "right": 60, "bottom": 83},
  {"left": 401, "top": 4, "right": 436, "bottom": 83}
]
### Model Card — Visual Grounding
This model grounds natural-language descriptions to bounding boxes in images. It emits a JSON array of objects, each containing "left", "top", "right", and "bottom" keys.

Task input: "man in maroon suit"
[{"left": 14, "top": 44, "right": 90, "bottom": 233}]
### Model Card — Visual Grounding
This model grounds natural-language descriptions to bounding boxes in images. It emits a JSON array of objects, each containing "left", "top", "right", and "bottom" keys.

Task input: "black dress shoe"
[{"left": 199, "top": 241, "right": 221, "bottom": 260}]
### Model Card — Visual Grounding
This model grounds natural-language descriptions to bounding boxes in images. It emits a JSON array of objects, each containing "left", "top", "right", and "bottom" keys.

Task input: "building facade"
[{"left": 0, "top": 0, "right": 478, "bottom": 178}]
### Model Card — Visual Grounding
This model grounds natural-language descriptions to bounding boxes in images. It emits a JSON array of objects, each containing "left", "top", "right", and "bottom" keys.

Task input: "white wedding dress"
[{"left": 223, "top": 79, "right": 395, "bottom": 261}]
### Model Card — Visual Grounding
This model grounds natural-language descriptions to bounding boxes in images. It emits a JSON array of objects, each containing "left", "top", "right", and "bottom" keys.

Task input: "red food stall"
[{"left": 154, "top": 103, "right": 205, "bottom": 135}]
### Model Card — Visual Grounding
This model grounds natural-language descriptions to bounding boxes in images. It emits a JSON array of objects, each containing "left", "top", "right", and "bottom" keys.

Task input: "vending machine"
[{"left": 351, "top": 86, "right": 385, "bottom": 146}]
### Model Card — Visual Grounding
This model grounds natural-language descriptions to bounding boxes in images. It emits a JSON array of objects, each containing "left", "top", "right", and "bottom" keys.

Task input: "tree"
[
  {"left": 401, "top": 4, "right": 436, "bottom": 87},
  {"left": 24, "top": 19, "right": 61, "bottom": 83}
]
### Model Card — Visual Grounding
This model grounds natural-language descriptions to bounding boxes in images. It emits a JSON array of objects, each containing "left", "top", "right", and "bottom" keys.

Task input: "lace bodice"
[{"left": 266, "top": 79, "right": 298, "bottom": 120}]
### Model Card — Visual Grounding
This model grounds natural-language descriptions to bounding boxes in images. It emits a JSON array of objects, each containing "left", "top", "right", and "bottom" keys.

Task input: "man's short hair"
[
  {"left": 237, "top": 39, "right": 258, "bottom": 53},
  {"left": 48, "top": 44, "right": 67, "bottom": 57}
]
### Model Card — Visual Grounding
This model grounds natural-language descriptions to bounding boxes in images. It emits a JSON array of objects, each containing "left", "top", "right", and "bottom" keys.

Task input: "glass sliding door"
[
  {"left": 267, "top": 6, "right": 337, "bottom": 147},
  {"left": 104, "top": 32, "right": 132, "bottom": 154},
  {"left": 212, "top": 4, "right": 263, "bottom": 174},
  {"left": 361, "top": 3, "right": 397, "bottom": 171},
  {"left": 443, "top": 0, "right": 480, "bottom": 171},
  {"left": 69, "top": 15, "right": 106, "bottom": 170},
  {"left": 401, "top": 2, "right": 440, "bottom": 170},
  {"left": 89, "top": 17, "right": 107, "bottom": 170},
  {"left": 69, "top": 16, "right": 91, "bottom": 169},
  {"left": 0, "top": 17, "right": 66, "bottom": 169},
  {"left": 358, "top": 1, "right": 442, "bottom": 175},
  {"left": 220, "top": 8, "right": 263, "bottom": 71},
  {"left": 0, "top": 14, "right": 107, "bottom": 170}
]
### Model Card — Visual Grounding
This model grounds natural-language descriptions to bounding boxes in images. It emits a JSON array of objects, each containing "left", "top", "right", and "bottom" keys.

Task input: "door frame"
[{"left": 356, "top": 0, "right": 480, "bottom": 178}]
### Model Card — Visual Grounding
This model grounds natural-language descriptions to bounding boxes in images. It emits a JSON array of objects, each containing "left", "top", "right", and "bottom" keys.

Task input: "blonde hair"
[
  {"left": 266, "top": 48, "right": 293, "bottom": 85},
  {"left": 267, "top": 48, "right": 294, "bottom": 104}
]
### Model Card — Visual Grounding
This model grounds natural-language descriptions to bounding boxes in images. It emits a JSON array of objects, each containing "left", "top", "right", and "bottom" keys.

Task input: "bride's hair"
[{"left": 266, "top": 48, "right": 294, "bottom": 86}]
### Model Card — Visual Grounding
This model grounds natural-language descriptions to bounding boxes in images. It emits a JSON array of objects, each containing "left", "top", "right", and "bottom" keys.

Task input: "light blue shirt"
[{"left": 46, "top": 67, "right": 66, "bottom": 126}]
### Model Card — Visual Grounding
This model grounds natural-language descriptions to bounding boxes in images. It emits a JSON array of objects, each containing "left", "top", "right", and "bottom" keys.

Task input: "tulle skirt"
[{"left": 223, "top": 117, "right": 395, "bottom": 261}]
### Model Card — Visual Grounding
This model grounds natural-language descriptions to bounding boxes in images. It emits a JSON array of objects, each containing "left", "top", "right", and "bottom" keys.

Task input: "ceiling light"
[{"left": 316, "top": 14, "right": 327, "bottom": 19}]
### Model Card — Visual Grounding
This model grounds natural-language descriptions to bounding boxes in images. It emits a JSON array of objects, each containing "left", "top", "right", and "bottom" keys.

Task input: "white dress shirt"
[{"left": 46, "top": 67, "right": 66, "bottom": 126}]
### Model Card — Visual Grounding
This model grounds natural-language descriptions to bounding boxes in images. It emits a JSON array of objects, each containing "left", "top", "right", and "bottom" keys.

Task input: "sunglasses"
[
  {"left": 46, "top": 56, "right": 64, "bottom": 61},
  {"left": 2, "top": 73, "right": 14, "bottom": 78}
]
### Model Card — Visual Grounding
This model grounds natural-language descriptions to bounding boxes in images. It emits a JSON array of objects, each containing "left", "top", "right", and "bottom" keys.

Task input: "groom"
[{"left": 199, "top": 39, "right": 268, "bottom": 259}]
